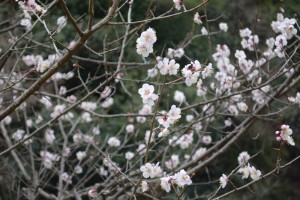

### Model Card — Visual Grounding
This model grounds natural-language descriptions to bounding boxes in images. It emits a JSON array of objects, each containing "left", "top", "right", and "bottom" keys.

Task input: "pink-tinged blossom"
[
  {"left": 202, "top": 135, "right": 212, "bottom": 145},
  {"left": 100, "top": 86, "right": 112, "bottom": 99},
  {"left": 238, "top": 165, "right": 250, "bottom": 179},
  {"left": 182, "top": 60, "right": 201, "bottom": 86},
  {"left": 76, "top": 151, "right": 87, "bottom": 161},
  {"left": 107, "top": 137, "right": 121, "bottom": 147},
  {"left": 158, "top": 128, "right": 170, "bottom": 138},
  {"left": 157, "top": 105, "right": 181, "bottom": 128},
  {"left": 12, "top": 129, "right": 25, "bottom": 141},
  {"left": 57, "top": 16, "right": 67, "bottom": 32},
  {"left": 62, "top": 172, "right": 72, "bottom": 184},
  {"left": 17, "top": 0, "right": 47, "bottom": 14},
  {"left": 288, "top": 92, "right": 300, "bottom": 104},
  {"left": 136, "top": 28, "right": 157, "bottom": 57},
  {"left": 224, "top": 117, "right": 233, "bottom": 127},
  {"left": 74, "top": 165, "right": 83, "bottom": 174},
  {"left": 45, "top": 129, "right": 55, "bottom": 144},
  {"left": 145, "top": 130, "right": 155, "bottom": 144},
  {"left": 237, "top": 102, "right": 248, "bottom": 112},
  {"left": 201, "top": 27, "right": 208, "bottom": 35},
  {"left": 81, "top": 101, "right": 97, "bottom": 111},
  {"left": 156, "top": 57, "right": 179, "bottom": 75},
  {"left": 276, "top": 124, "right": 295, "bottom": 146},
  {"left": 137, "top": 143, "right": 146, "bottom": 155},
  {"left": 40, "top": 151, "right": 60, "bottom": 169},
  {"left": 167, "top": 48, "right": 185, "bottom": 59},
  {"left": 174, "top": 90, "right": 186, "bottom": 103},
  {"left": 125, "top": 151, "right": 134, "bottom": 160},
  {"left": 278, "top": 18, "right": 297, "bottom": 39},
  {"left": 173, "top": 0, "right": 183, "bottom": 10},
  {"left": 81, "top": 112, "right": 92, "bottom": 123},
  {"left": 193, "top": 12, "right": 202, "bottom": 24},
  {"left": 101, "top": 97, "right": 114, "bottom": 108},
  {"left": 202, "top": 63, "right": 214, "bottom": 79},
  {"left": 275, "top": 35, "right": 287, "bottom": 47},
  {"left": 141, "top": 181, "right": 149, "bottom": 192},
  {"left": 140, "top": 163, "right": 157, "bottom": 178},
  {"left": 88, "top": 188, "right": 97, "bottom": 198},
  {"left": 219, "top": 22, "right": 228, "bottom": 32},
  {"left": 176, "top": 132, "right": 194, "bottom": 149},
  {"left": 165, "top": 155, "right": 180, "bottom": 169},
  {"left": 192, "top": 147, "right": 207, "bottom": 161},
  {"left": 174, "top": 169, "right": 192, "bottom": 188},
  {"left": 240, "top": 28, "right": 252, "bottom": 38},
  {"left": 126, "top": 124, "right": 135, "bottom": 133},
  {"left": 147, "top": 68, "right": 158, "bottom": 78},
  {"left": 219, "top": 174, "right": 228, "bottom": 188},
  {"left": 160, "top": 177, "right": 172, "bottom": 192},
  {"left": 138, "top": 84, "right": 158, "bottom": 107},
  {"left": 237, "top": 151, "right": 250, "bottom": 166},
  {"left": 249, "top": 165, "right": 262, "bottom": 180},
  {"left": 50, "top": 104, "right": 66, "bottom": 118}
]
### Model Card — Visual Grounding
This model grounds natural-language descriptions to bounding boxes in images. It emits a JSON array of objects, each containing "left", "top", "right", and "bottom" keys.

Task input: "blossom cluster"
[
  {"left": 136, "top": 28, "right": 157, "bottom": 57},
  {"left": 157, "top": 105, "right": 181, "bottom": 128},
  {"left": 275, "top": 124, "right": 295, "bottom": 146},
  {"left": 22, "top": 54, "right": 60, "bottom": 73},
  {"left": 138, "top": 84, "right": 158, "bottom": 107}
]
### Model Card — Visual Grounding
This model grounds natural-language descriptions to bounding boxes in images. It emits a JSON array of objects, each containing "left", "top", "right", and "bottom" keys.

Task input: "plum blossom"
[
  {"left": 107, "top": 137, "right": 121, "bottom": 147},
  {"left": 165, "top": 155, "right": 180, "bottom": 169},
  {"left": 249, "top": 165, "right": 262, "bottom": 180},
  {"left": 141, "top": 181, "right": 149, "bottom": 192},
  {"left": 219, "top": 22, "right": 228, "bottom": 32},
  {"left": 74, "top": 165, "right": 83, "bottom": 174},
  {"left": 140, "top": 163, "right": 162, "bottom": 178},
  {"left": 238, "top": 165, "right": 250, "bottom": 179},
  {"left": 136, "top": 28, "right": 157, "bottom": 57},
  {"left": 202, "top": 135, "right": 212, "bottom": 145},
  {"left": 157, "top": 105, "right": 181, "bottom": 128},
  {"left": 174, "top": 90, "right": 186, "bottom": 103},
  {"left": 76, "top": 151, "right": 87, "bottom": 161},
  {"left": 12, "top": 129, "right": 25, "bottom": 141},
  {"left": 288, "top": 92, "right": 300, "bottom": 104},
  {"left": 57, "top": 16, "right": 67, "bottom": 32},
  {"left": 62, "top": 172, "right": 72, "bottom": 184},
  {"left": 202, "top": 63, "right": 214, "bottom": 79},
  {"left": 126, "top": 124, "right": 135, "bottom": 133},
  {"left": 237, "top": 151, "right": 250, "bottom": 166},
  {"left": 158, "top": 128, "right": 170, "bottom": 138},
  {"left": 175, "top": 132, "right": 194, "bottom": 149},
  {"left": 101, "top": 97, "right": 114, "bottom": 108},
  {"left": 182, "top": 60, "right": 202, "bottom": 86},
  {"left": 173, "top": 0, "right": 183, "bottom": 10},
  {"left": 194, "top": 12, "right": 202, "bottom": 24},
  {"left": 138, "top": 84, "right": 158, "bottom": 107},
  {"left": 44, "top": 129, "right": 55, "bottom": 144},
  {"left": 201, "top": 27, "right": 208, "bottom": 35},
  {"left": 17, "top": 0, "right": 47, "bottom": 14},
  {"left": 40, "top": 151, "right": 60, "bottom": 169},
  {"left": 167, "top": 48, "right": 185, "bottom": 59},
  {"left": 192, "top": 147, "right": 207, "bottom": 161},
  {"left": 173, "top": 169, "right": 192, "bottom": 188},
  {"left": 145, "top": 130, "right": 155, "bottom": 144},
  {"left": 156, "top": 57, "right": 180, "bottom": 75},
  {"left": 237, "top": 102, "right": 248, "bottom": 112},
  {"left": 160, "top": 177, "right": 172, "bottom": 192},
  {"left": 125, "top": 151, "right": 134, "bottom": 160},
  {"left": 88, "top": 188, "right": 98, "bottom": 198},
  {"left": 136, "top": 104, "right": 152, "bottom": 123},
  {"left": 219, "top": 174, "right": 228, "bottom": 188},
  {"left": 275, "top": 124, "right": 295, "bottom": 146}
]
